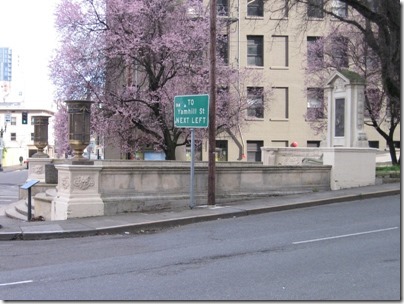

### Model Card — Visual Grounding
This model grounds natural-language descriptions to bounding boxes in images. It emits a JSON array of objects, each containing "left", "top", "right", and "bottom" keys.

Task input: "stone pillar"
[
  {"left": 27, "top": 158, "right": 53, "bottom": 183},
  {"left": 52, "top": 164, "right": 104, "bottom": 220}
]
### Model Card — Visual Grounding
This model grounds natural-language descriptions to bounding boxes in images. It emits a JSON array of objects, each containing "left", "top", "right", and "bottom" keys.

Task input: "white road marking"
[
  {"left": 293, "top": 227, "right": 399, "bottom": 245},
  {"left": 0, "top": 280, "right": 33, "bottom": 287}
]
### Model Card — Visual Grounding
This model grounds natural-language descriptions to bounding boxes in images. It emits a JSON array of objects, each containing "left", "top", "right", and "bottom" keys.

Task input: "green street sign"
[{"left": 174, "top": 94, "right": 209, "bottom": 128}]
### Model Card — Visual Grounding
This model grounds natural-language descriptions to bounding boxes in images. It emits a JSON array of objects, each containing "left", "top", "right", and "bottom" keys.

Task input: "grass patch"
[{"left": 376, "top": 165, "right": 401, "bottom": 172}]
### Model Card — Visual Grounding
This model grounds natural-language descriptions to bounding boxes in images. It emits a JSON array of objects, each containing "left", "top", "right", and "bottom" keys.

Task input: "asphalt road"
[
  {"left": 0, "top": 194, "right": 400, "bottom": 300},
  {"left": 0, "top": 169, "right": 28, "bottom": 209}
]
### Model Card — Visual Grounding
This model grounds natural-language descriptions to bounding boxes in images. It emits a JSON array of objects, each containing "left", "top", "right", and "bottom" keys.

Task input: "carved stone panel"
[
  {"left": 73, "top": 175, "right": 95, "bottom": 190},
  {"left": 334, "top": 78, "right": 345, "bottom": 92}
]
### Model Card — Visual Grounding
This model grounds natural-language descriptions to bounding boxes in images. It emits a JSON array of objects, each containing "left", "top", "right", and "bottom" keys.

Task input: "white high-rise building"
[{"left": 0, "top": 47, "right": 24, "bottom": 105}]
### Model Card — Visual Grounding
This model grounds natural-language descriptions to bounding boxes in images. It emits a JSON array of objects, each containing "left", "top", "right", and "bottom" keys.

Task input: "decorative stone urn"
[
  {"left": 32, "top": 116, "right": 49, "bottom": 158},
  {"left": 65, "top": 100, "right": 93, "bottom": 161}
]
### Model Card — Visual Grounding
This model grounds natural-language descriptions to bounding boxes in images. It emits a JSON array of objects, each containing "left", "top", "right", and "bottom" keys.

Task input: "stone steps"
[
  {"left": 5, "top": 199, "right": 34, "bottom": 221},
  {"left": 5, "top": 188, "right": 57, "bottom": 221}
]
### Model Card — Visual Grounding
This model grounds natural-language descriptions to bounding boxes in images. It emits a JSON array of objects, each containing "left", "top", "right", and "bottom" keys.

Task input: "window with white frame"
[
  {"left": 10, "top": 132, "right": 16, "bottom": 141},
  {"left": 247, "top": 35, "right": 264, "bottom": 67},
  {"left": 247, "top": 87, "right": 264, "bottom": 118},
  {"left": 332, "top": 0, "right": 347, "bottom": 17},
  {"left": 247, "top": 0, "right": 264, "bottom": 17},
  {"left": 11, "top": 116, "right": 16, "bottom": 125},
  {"left": 307, "top": 0, "right": 324, "bottom": 18},
  {"left": 307, "top": 88, "right": 324, "bottom": 120}
]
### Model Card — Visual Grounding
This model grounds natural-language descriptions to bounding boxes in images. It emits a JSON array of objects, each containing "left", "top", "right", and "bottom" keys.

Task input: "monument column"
[{"left": 324, "top": 70, "right": 368, "bottom": 148}]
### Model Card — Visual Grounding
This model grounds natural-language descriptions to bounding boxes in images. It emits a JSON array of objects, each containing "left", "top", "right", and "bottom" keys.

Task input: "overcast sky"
[{"left": 0, "top": 0, "right": 60, "bottom": 108}]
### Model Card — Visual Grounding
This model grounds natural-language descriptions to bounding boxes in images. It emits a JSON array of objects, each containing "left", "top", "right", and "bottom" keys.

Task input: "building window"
[
  {"left": 217, "top": 0, "right": 228, "bottom": 16},
  {"left": 307, "top": 0, "right": 324, "bottom": 18},
  {"left": 247, "top": 140, "right": 263, "bottom": 162},
  {"left": 307, "top": 140, "right": 321, "bottom": 147},
  {"left": 11, "top": 116, "right": 16, "bottom": 126},
  {"left": 307, "top": 88, "right": 324, "bottom": 120},
  {"left": 218, "top": 35, "right": 229, "bottom": 65},
  {"left": 307, "top": 36, "right": 323, "bottom": 68},
  {"left": 332, "top": 36, "right": 349, "bottom": 67},
  {"left": 271, "top": 87, "right": 289, "bottom": 119},
  {"left": 247, "top": 0, "right": 264, "bottom": 17},
  {"left": 216, "top": 140, "right": 228, "bottom": 161},
  {"left": 247, "top": 35, "right": 263, "bottom": 67},
  {"left": 31, "top": 133, "right": 34, "bottom": 141},
  {"left": 247, "top": 87, "right": 264, "bottom": 118},
  {"left": 10, "top": 132, "right": 16, "bottom": 141},
  {"left": 270, "top": 36, "right": 288, "bottom": 67},
  {"left": 31, "top": 117, "right": 35, "bottom": 125},
  {"left": 332, "top": 0, "right": 347, "bottom": 17},
  {"left": 368, "top": 141, "right": 379, "bottom": 149}
]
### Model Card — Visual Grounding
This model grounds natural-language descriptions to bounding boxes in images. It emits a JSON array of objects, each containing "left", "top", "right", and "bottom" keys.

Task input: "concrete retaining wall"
[
  {"left": 97, "top": 161, "right": 331, "bottom": 215},
  {"left": 261, "top": 147, "right": 377, "bottom": 190},
  {"left": 40, "top": 161, "right": 331, "bottom": 219}
]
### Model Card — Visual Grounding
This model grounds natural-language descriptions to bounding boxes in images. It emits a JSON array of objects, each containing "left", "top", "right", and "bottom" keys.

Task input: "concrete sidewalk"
[
  {"left": 1, "top": 164, "right": 28, "bottom": 172},
  {"left": 0, "top": 182, "right": 399, "bottom": 241}
]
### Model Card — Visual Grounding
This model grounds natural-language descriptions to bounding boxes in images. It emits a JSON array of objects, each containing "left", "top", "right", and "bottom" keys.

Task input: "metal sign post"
[
  {"left": 174, "top": 95, "right": 209, "bottom": 209},
  {"left": 190, "top": 128, "right": 195, "bottom": 208},
  {"left": 21, "top": 179, "right": 40, "bottom": 221}
]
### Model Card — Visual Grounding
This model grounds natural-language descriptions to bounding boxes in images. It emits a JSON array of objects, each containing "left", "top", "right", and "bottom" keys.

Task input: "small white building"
[{"left": 0, "top": 105, "right": 55, "bottom": 167}]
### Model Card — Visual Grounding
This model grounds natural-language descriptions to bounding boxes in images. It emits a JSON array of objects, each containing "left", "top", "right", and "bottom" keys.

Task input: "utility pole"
[{"left": 208, "top": 0, "right": 217, "bottom": 205}]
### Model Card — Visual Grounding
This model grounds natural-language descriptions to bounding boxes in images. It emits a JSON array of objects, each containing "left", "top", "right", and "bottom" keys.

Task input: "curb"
[{"left": 1, "top": 188, "right": 399, "bottom": 241}]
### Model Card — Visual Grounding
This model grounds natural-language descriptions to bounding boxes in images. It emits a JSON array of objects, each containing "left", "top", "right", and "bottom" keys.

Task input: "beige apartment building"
[{"left": 193, "top": 0, "right": 400, "bottom": 162}]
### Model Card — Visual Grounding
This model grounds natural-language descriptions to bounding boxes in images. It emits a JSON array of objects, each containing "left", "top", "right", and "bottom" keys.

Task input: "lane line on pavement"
[
  {"left": 293, "top": 227, "right": 399, "bottom": 245},
  {"left": 0, "top": 280, "right": 33, "bottom": 287}
]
